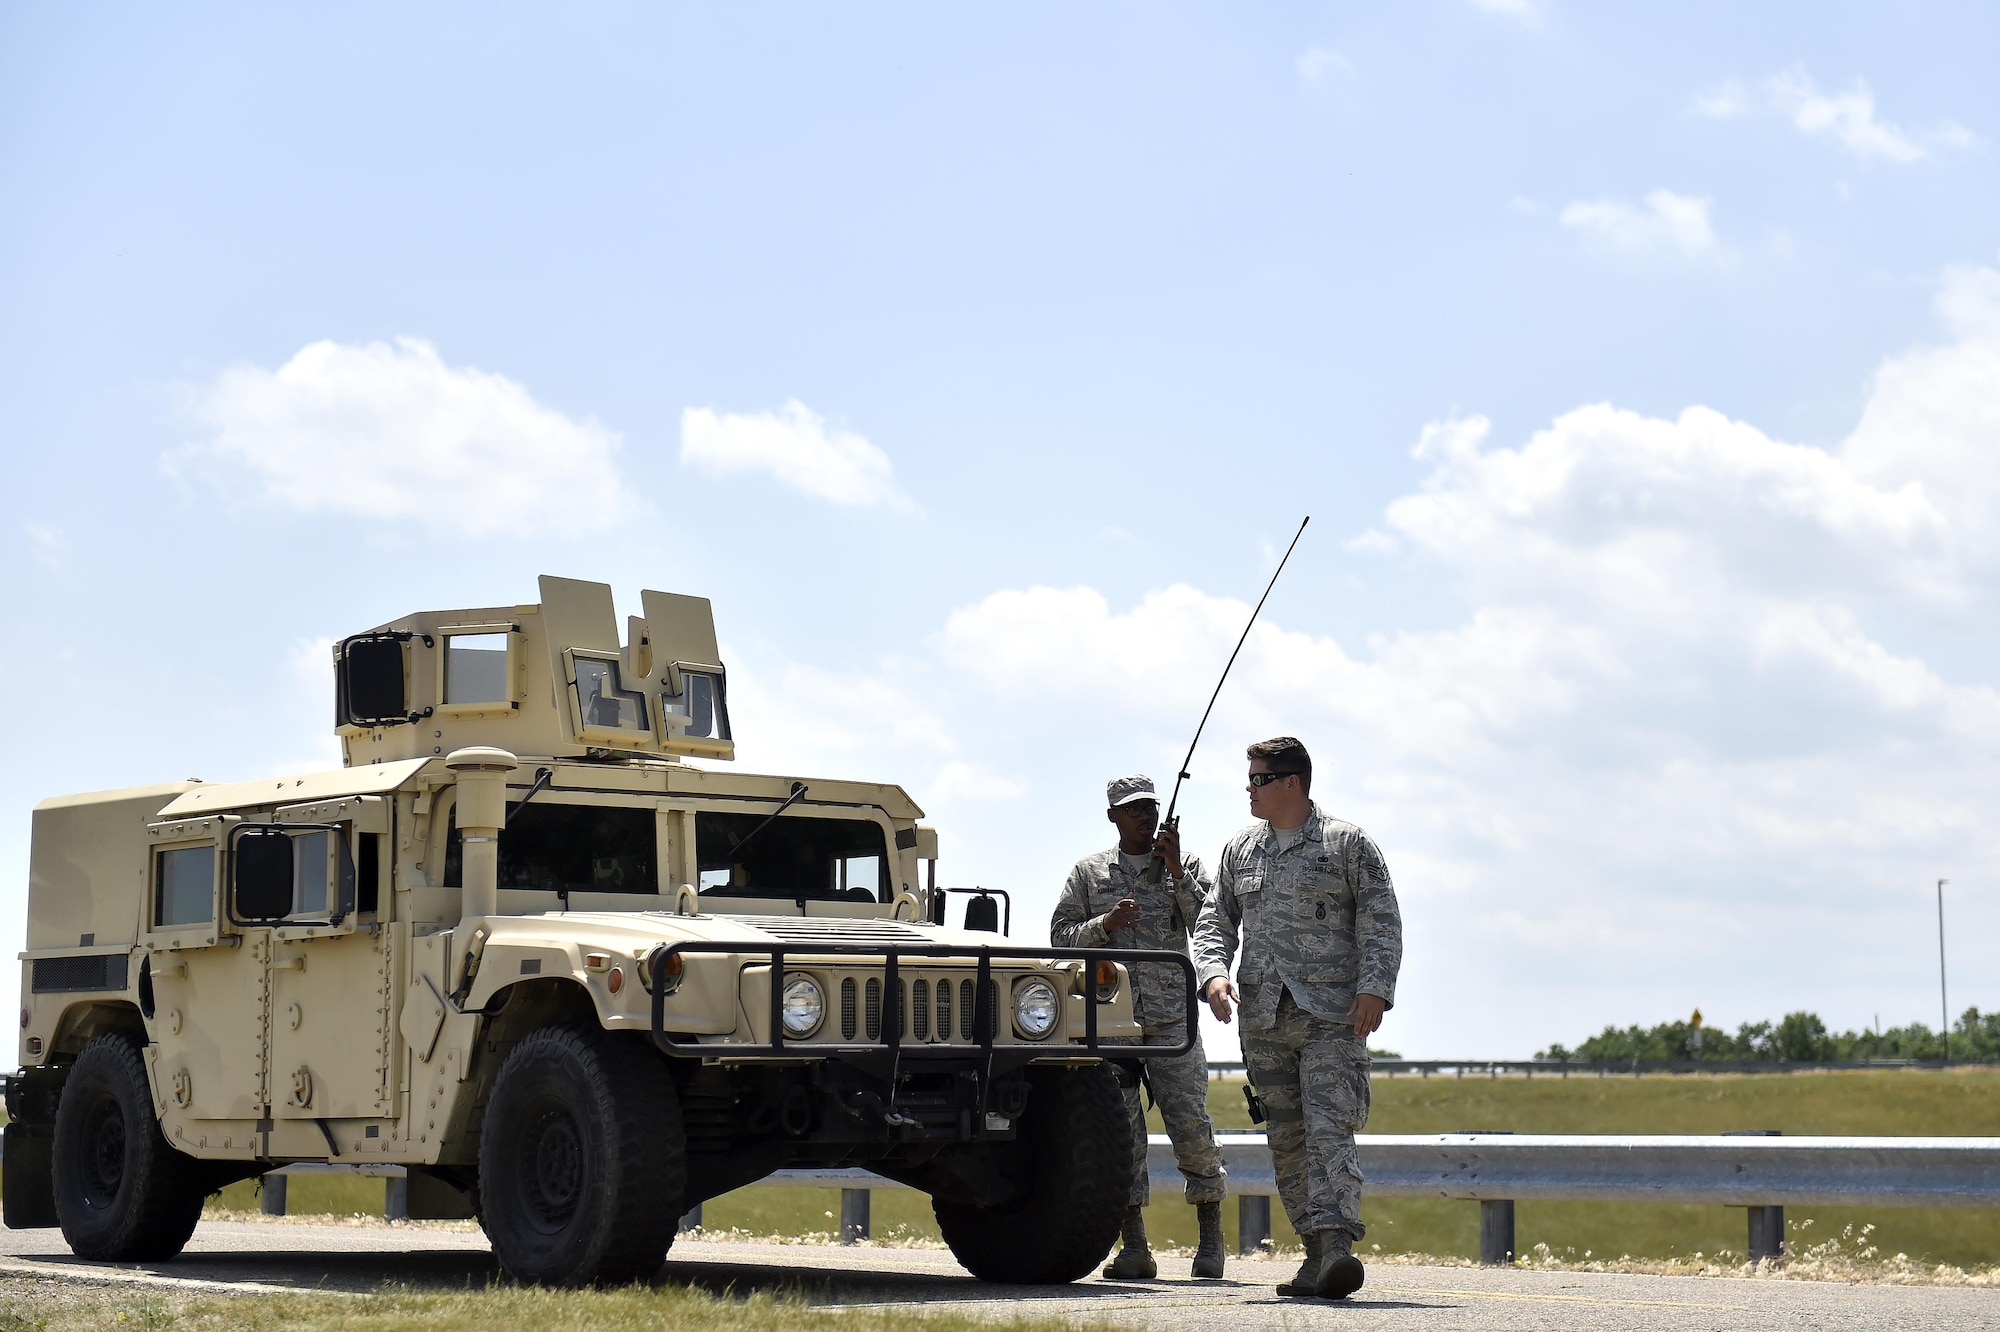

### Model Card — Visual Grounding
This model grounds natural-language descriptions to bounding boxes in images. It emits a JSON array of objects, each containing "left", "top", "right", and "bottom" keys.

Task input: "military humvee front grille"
[
  {"left": 801, "top": 971, "right": 1011, "bottom": 1047},
  {"left": 32, "top": 954, "right": 129, "bottom": 994}
]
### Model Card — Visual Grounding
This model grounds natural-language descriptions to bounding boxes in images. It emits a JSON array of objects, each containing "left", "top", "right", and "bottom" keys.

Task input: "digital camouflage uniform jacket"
[
  {"left": 1192, "top": 804, "right": 1402, "bottom": 1031},
  {"left": 1050, "top": 848, "right": 1211, "bottom": 1029}
]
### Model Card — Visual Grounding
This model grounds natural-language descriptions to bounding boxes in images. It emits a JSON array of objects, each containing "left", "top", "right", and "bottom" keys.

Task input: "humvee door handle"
[{"left": 271, "top": 955, "right": 305, "bottom": 972}]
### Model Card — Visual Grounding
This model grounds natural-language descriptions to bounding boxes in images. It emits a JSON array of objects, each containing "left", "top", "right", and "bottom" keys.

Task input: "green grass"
[
  {"left": 0, "top": 1279, "right": 1107, "bottom": 1332},
  {"left": 196, "top": 1068, "right": 2000, "bottom": 1271},
  {"left": 207, "top": 1175, "right": 389, "bottom": 1218}
]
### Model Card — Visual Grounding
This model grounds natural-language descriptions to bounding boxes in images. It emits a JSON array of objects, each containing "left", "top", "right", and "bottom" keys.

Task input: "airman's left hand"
[
  {"left": 1346, "top": 993, "right": 1387, "bottom": 1040},
  {"left": 1151, "top": 823, "right": 1185, "bottom": 880}
]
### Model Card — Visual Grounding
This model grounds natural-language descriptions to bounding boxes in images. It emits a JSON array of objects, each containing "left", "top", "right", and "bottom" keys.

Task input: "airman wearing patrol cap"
[{"left": 1051, "top": 774, "right": 1228, "bottom": 1280}]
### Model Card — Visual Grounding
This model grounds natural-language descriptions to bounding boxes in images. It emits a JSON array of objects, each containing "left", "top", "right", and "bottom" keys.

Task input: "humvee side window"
[
  {"left": 444, "top": 803, "right": 659, "bottom": 897},
  {"left": 444, "top": 632, "right": 510, "bottom": 704},
  {"left": 154, "top": 845, "right": 215, "bottom": 928},
  {"left": 357, "top": 832, "right": 381, "bottom": 915},
  {"left": 695, "top": 812, "right": 889, "bottom": 903},
  {"left": 664, "top": 671, "right": 730, "bottom": 741},
  {"left": 292, "top": 830, "right": 329, "bottom": 915},
  {"left": 573, "top": 658, "right": 647, "bottom": 732}
]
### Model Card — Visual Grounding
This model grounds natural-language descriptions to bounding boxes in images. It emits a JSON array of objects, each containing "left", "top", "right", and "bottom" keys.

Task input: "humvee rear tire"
[
  {"left": 479, "top": 1025, "right": 685, "bottom": 1286},
  {"left": 933, "top": 1063, "right": 1131, "bottom": 1283},
  {"left": 52, "top": 1031, "right": 206, "bottom": 1261}
]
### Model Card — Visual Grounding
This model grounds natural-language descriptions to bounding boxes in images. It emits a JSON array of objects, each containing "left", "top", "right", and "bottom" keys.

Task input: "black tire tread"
[
  {"left": 933, "top": 1064, "right": 1132, "bottom": 1283},
  {"left": 479, "top": 1024, "right": 685, "bottom": 1286},
  {"left": 53, "top": 1031, "right": 205, "bottom": 1261}
]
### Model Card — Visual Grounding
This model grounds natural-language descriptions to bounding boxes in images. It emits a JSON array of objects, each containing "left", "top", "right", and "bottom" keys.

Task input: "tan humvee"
[{"left": 4, "top": 577, "right": 1196, "bottom": 1285}]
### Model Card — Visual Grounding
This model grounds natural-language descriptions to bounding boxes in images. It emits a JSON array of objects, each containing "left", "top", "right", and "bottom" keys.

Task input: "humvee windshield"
[
  {"left": 443, "top": 804, "right": 890, "bottom": 904},
  {"left": 696, "top": 811, "right": 889, "bottom": 904},
  {"left": 445, "top": 803, "right": 659, "bottom": 897}
]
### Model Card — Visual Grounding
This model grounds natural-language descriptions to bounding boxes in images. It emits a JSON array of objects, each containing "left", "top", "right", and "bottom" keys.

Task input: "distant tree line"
[{"left": 1537, "top": 1007, "right": 2000, "bottom": 1063}]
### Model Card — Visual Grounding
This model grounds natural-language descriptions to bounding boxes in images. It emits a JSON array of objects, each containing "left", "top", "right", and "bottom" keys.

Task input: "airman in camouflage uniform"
[
  {"left": 1051, "top": 774, "right": 1228, "bottom": 1280},
  {"left": 1193, "top": 737, "right": 1402, "bottom": 1301}
]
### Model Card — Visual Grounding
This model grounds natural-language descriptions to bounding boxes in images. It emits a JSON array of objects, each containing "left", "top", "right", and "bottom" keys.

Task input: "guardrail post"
[
  {"left": 1747, "top": 1205, "right": 1784, "bottom": 1264},
  {"left": 1478, "top": 1200, "right": 1515, "bottom": 1264},
  {"left": 1726, "top": 1129, "right": 1784, "bottom": 1264},
  {"left": 1461, "top": 1128, "right": 1514, "bottom": 1264},
  {"left": 260, "top": 1173, "right": 287, "bottom": 1217},
  {"left": 840, "top": 1188, "right": 870, "bottom": 1243},
  {"left": 384, "top": 1175, "right": 408, "bottom": 1221},
  {"left": 678, "top": 1202, "right": 703, "bottom": 1234},
  {"left": 1238, "top": 1195, "right": 1271, "bottom": 1254}
]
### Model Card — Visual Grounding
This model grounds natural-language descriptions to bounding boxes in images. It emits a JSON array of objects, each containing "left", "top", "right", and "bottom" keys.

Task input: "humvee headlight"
[
  {"left": 1013, "top": 978, "right": 1059, "bottom": 1040},
  {"left": 781, "top": 973, "right": 825, "bottom": 1038}
]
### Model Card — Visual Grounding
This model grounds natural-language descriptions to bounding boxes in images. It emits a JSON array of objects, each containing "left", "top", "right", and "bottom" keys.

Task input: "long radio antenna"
[{"left": 1160, "top": 512, "right": 1312, "bottom": 836}]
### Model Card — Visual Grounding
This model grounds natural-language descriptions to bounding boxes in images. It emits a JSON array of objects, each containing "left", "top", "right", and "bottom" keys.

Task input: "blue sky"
[{"left": 5, "top": 2, "right": 1997, "bottom": 1057}]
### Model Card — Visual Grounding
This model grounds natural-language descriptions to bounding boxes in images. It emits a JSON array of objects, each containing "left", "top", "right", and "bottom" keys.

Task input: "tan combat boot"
[
  {"left": 1102, "top": 1207, "right": 1157, "bottom": 1280},
  {"left": 1191, "top": 1201, "right": 1226, "bottom": 1279},
  {"left": 1275, "top": 1230, "right": 1321, "bottom": 1296}
]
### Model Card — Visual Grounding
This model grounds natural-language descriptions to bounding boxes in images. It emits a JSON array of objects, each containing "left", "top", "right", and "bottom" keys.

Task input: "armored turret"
[{"left": 335, "top": 575, "right": 733, "bottom": 767}]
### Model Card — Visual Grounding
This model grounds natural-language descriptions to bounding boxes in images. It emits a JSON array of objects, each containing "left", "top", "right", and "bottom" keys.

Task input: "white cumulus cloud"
[
  {"left": 1295, "top": 47, "right": 1354, "bottom": 86},
  {"left": 1467, "top": 0, "right": 1545, "bottom": 23},
  {"left": 23, "top": 522, "right": 69, "bottom": 569},
  {"left": 680, "top": 400, "right": 915, "bottom": 511},
  {"left": 1768, "top": 67, "right": 1927, "bottom": 162},
  {"left": 1559, "top": 190, "right": 1720, "bottom": 262},
  {"left": 169, "top": 337, "right": 633, "bottom": 535},
  {"left": 1698, "top": 67, "right": 1973, "bottom": 163}
]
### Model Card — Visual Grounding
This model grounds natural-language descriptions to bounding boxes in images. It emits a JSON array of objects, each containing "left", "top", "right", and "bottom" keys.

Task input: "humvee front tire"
[
  {"left": 52, "top": 1031, "right": 206, "bottom": 1261},
  {"left": 479, "top": 1024, "right": 686, "bottom": 1286},
  {"left": 933, "top": 1063, "right": 1132, "bottom": 1283}
]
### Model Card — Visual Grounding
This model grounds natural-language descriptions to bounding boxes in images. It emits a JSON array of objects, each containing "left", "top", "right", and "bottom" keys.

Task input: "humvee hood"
[{"left": 476, "top": 911, "right": 956, "bottom": 954}]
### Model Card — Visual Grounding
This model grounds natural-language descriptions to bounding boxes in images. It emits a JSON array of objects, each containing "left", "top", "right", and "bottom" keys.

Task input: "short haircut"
[{"left": 1246, "top": 736, "right": 1312, "bottom": 795}]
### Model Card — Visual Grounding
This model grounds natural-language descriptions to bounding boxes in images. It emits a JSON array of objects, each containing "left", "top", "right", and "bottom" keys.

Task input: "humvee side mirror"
[
  {"left": 230, "top": 824, "right": 356, "bottom": 926},
  {"left": 943, "top": 886, "right": 1011, "bottom": 935},
  {"left": 233, "top": 829, "right": 294, "bottom": 921},
  {"left": 338, "top": 633, "right": 412, "bottom": 727}
]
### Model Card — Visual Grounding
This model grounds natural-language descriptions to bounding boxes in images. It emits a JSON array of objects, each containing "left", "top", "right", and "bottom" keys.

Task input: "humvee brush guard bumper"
[{"left": 651, "top": 941, "right": 1196, "bottom": 1140}]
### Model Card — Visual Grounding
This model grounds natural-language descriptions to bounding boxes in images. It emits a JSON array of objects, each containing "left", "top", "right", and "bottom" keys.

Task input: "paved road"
[{"left": 2, "top": 1220, "right": 1993, "bottom": 1331}]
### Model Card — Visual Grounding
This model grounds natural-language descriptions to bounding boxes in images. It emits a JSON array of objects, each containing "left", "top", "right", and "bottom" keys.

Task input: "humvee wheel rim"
[
  {"left": 526, "top": 1102, "right": 583, "bottom": 1231},
  {"left": 82, "top": 1094, "right": 128, "bottom": 1207}
]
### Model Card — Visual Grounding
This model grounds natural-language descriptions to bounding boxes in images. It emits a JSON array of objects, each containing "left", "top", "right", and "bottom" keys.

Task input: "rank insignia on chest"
[{"left": 1315, "top": 903, "right": 1327, "bottom": 921}]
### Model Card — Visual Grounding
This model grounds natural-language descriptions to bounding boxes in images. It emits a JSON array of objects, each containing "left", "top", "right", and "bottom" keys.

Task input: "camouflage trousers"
[
  {"left": 1108, "top": 1018, "right": 1227, "bottom": 1207},
  {"left": 1241, "top": 989, "right": 1372, "bottom": 1242}
]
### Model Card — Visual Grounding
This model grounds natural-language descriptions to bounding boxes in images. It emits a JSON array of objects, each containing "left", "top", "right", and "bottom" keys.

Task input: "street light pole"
[{"left": 1937, "top": 878, "right": 1950, "bottom": 1063}]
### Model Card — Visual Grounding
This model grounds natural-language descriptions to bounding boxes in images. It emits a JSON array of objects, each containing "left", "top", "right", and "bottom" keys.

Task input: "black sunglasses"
[{"left": 1247, "top": 771, "right": 1298, "bottom": 787}]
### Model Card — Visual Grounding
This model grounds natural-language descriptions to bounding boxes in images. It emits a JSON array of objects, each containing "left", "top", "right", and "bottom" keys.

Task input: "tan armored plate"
[{"left": 5, "top": 576, "right": 1197, "bottom": 1286}]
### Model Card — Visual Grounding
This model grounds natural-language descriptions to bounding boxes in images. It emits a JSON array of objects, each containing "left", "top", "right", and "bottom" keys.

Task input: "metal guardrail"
[
  {"left": 1348, "top": 1132, "right": 2000, "bottom": 1208},
  {"left": 261, "top": 1130, "right": 2000, "bottom": 1265},
  {"left": 743, "top": 1130, "right": 2000, "bottom": 1260},
  {"left": 1207, "top": 1058, "right": 1983, "bottom": 1078}
]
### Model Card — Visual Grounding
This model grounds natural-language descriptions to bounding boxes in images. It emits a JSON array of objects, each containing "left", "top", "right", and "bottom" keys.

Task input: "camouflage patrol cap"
[{"left": 1106, "top": 774, "right": 1158, "bottom": 808}]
